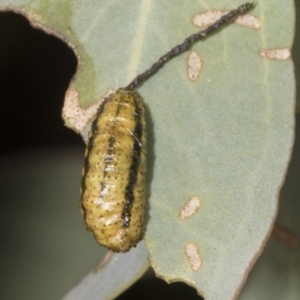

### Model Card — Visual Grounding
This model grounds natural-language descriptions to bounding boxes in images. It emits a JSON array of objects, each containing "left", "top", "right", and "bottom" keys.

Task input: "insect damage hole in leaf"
[
  {"left": 187, "top": 52, "right": 202, "bottom": 81},
  {"left": 192, "top": 8, "right": 261, "bottom": 29},
  {"left": 185, "top": 243, "right": 202, "bottom": 272},
  {"left": 260, "top": 48, "right": 291, "bottom": 60},
  {"left": 0, "top": 11, "right": 78, "bottom": 151},
  {"left": 180, "top": 196, "right": 202, "bottom": 219}
]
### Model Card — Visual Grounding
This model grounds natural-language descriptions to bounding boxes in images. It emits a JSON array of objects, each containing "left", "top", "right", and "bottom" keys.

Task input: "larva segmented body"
[{"left": 81, "top": 88, "right": 147, "bottom": 252}]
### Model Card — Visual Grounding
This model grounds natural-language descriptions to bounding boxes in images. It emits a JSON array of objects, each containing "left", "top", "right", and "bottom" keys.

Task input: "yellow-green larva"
[
  {"left": 79, "top": 3, "right": 253, "bottom": 252},
  {"left": 81, "top": 89, "right": 147, "bottom": 252}
]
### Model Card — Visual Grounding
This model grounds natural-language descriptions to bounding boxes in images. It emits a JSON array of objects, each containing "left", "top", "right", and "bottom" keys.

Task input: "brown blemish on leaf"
[
  {"left": 273, "top": 223, "right": 300, "bottom": 250},
  {"left": 260, "top": 48, "right": 291, "bottom": 60},
  {"left": 62, "top": 89, "right": 114, "bottom": 143},
  {"left": 193, "top": 10, "right": 225, "bottom": 27},
  {"left": 0, "top": 10, "right": 96, "bottom": 142},
  {"left": 234, "top": 14, "right": 260, "bottom": 29},
  {"left": 185, "top": 243, "right": 201, "bottom": 271},
  {"left": 150, "top": 261, "right": 157, "bottom": 270},
  {"left": 193, "top": 10, "right": 260, "bottom": 29},
  {"left": 1, "top": 8, "right": 80, "bottom": 60},
  {"left": 187, "top": 52, "right": 202, "bottom": 81},
  {"left": 180, "top": 196, "right": 201, "bottom": 219}
]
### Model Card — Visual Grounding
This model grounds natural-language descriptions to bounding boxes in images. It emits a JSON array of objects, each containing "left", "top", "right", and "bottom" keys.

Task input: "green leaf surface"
[{"left": 0, "top": 0, "right": 295, "bottom": 299}]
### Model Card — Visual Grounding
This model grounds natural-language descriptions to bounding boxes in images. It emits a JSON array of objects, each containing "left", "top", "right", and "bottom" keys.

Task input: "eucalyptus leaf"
[{"left": 0, "top": 0, "right": 295, "bottom": 299}]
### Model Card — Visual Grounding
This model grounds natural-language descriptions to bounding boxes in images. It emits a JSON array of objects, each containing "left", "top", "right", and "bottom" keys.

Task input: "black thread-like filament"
[{"left": 125, "top": 2, "right": 254, "bottom": 90}]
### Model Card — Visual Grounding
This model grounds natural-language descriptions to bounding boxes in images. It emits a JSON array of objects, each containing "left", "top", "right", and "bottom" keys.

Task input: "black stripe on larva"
[
  {"left": 121, "top": 90, "right": 143, "bottom": 227},
  {"left": 80, "top": 95, "right": 111, "bottom": 219}
]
